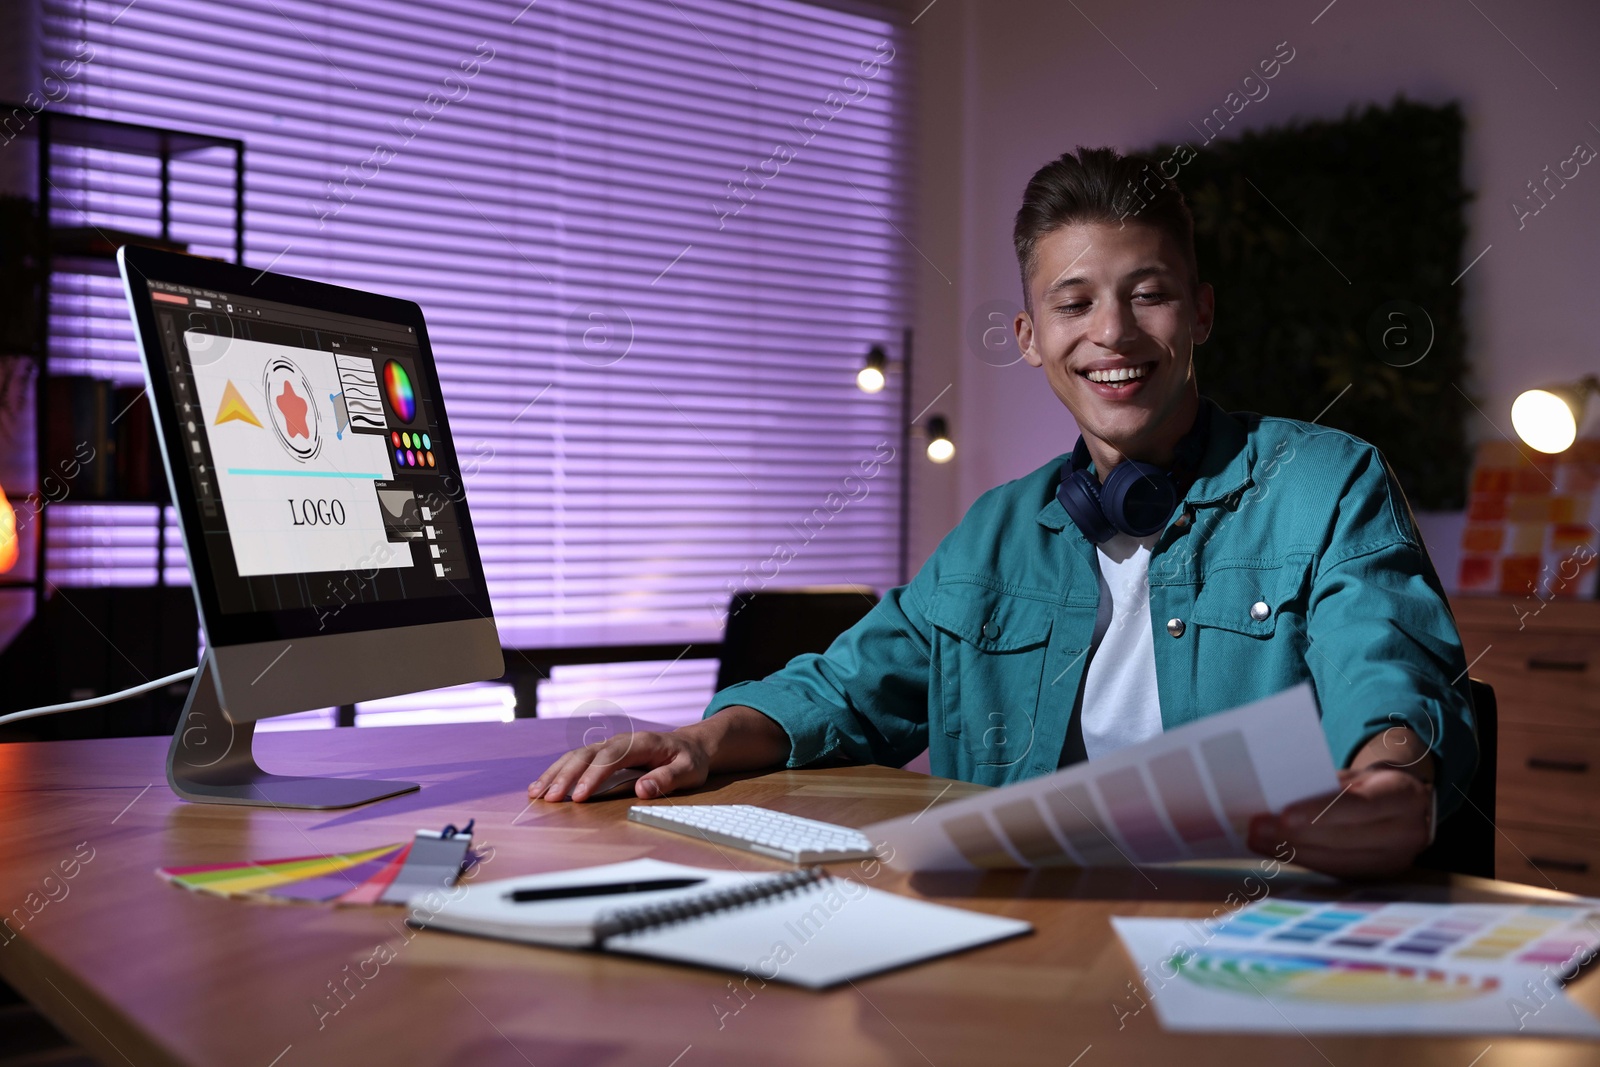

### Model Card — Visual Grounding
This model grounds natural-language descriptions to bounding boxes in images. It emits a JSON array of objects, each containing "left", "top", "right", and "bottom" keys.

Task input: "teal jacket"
[{"left": 706, "top": 397, "right": 1478, "bottom": 816}]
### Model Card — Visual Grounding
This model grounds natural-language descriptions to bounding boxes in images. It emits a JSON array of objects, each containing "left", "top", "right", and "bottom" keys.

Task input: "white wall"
[{"left": 905, "top": 0, "right": 1600, "bottom": 576}]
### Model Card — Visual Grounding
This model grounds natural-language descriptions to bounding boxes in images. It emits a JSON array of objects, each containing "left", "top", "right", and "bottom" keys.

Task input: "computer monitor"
[{"left": 119, "top": 246, "right": 504, "bottom": 808}]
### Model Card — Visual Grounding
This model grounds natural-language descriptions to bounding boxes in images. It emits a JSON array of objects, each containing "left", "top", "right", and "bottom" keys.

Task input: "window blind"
[{"left": 38, "top": 0, "right": 910, "bottom": 723}]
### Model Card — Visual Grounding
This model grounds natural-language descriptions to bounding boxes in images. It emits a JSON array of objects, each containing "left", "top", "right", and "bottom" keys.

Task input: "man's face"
[{"left": 1013, "top": 221, "right": 1214, "bottom": 459}]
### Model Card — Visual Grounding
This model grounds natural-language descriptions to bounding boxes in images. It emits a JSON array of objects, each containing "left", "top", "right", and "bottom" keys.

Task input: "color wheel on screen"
[
  {"left": 1171, "top": 947, "right": 1500, "bottom": 1005},
  {"left": 384, "top": 359, "right": 416, "bottom": 422}
]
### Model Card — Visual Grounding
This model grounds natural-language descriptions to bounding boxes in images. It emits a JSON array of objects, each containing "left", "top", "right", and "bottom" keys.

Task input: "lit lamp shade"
[
  {"left": 1512, "top": 376, "right": 1599, "bottom": 454},
  {"left": 0, "top": 487, "right": 15, "bottom": 573},
  {"left": 925, "top": 415, "right": 954, "bottom": 463},
  {"left": 856, "top": 346, "right": 888, "bottom": 394}
]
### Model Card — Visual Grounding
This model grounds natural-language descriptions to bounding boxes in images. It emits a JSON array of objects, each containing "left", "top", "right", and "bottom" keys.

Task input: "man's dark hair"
[{"left": 1012, "top": 146, "right": 1198, "bottom": 309}]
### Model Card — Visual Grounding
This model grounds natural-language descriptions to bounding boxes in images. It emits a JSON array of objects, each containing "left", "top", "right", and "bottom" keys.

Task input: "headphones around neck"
[{"left": 1056, "top": 405, "right": 1211, "bottom": 544}]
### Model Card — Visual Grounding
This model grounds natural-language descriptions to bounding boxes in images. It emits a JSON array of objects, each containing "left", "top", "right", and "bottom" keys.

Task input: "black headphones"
[{"left": 1057, "top": 404, "right": 1211, "bottom": 543}]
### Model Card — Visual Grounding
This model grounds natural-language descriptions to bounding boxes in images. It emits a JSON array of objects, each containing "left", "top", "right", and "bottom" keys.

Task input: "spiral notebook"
[{"left": 410, "top": 859, "right": 1031, "bottom": 988}]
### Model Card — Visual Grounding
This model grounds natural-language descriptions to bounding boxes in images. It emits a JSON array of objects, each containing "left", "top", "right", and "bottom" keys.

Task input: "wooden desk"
[{"left": 2, "top": 719, "right": 1597, "bottom": 1066}]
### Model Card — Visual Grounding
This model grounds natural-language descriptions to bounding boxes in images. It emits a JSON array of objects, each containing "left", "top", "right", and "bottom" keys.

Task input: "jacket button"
[
  {"left": 1250, "top": 601, "right": 1271, "bottom": 622},
  {"left": 1174, "top": 511, "right": 1190, "bottom": 528},
  {"left": 1166, "top": 617, "right": 1186, "bottom": 638},
  {"left": 982, "top": 619, "right": 1002, "bottom": 639}
]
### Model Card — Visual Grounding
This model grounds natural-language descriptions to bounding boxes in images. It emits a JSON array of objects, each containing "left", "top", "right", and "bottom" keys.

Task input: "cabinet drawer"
[
  {"left": 1498, "top": 727, "right": 1600, "bottom": 830},
  {"left": 1454, "top": 627, "right": 1600, "bottom": 730},
  {"left": 1495, "top": 824, "right": 1600, "bottom": 897}
]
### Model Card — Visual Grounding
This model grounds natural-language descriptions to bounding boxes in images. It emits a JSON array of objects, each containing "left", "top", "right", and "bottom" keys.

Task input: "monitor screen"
[{"left": 122, "top": 250, "right": 495, "bottom": 649}]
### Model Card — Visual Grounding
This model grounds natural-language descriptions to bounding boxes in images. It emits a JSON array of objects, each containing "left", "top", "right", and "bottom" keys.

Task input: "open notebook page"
[
  {"left": 605, "top": 874, "right": 1032, "bottom": 989},
  {"left": 414, "top": 858, "right": 758, "bottom": 947}
]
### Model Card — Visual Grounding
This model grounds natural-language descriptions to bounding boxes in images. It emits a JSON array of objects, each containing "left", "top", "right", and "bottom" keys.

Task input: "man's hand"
[
  {"left": 1247, "top": 726, "right": 1435, "bottom": 878},
  {"left": 528, "top": 704, "right": 790, "bottom": 803},
  {"left": 531, "top": 730, "right": 710, "bottom": 803}
]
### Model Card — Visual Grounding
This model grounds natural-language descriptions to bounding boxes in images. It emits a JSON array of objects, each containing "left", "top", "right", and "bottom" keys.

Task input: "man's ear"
[
  {"left": 1014, "top": 309, "right": 1044, "bottom": 368},
  {"left": 1193, "top": 281, "right": 1216, "bottom": 346}
]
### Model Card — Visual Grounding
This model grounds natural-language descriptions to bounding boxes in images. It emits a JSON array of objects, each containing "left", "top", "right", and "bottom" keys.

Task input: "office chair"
[
  {"left": 715, "top": 586, "right": 880, "bottom": 691},
  {"left": 1414, "top": 678, "right": 1498, "bottom": 879}
]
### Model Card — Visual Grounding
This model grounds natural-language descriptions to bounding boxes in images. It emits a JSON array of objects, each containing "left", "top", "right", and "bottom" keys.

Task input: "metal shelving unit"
[{"left": 2, "top": 106, "right": 244, "bottom": 612}]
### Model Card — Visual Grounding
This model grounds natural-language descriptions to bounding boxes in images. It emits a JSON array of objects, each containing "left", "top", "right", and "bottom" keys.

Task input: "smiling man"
[{"left": 532, "top": 147, "right": 1478, "bottom": 878}]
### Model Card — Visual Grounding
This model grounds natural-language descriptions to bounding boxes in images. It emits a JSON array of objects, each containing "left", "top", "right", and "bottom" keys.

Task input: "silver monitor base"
[{"left": 167, "top": 661, "right": 419, "bottom": 809}]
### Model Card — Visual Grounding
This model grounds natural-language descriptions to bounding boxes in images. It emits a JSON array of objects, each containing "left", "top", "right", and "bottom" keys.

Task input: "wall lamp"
[
  {"left": 855, "top": 332, "right": 953, "bottom": 583},
  {"left": 856, "top": 339, "right": 953, "bottom": 465},
  {"left": 856, "top": 345, "right": 888, "bottom": 394},
  {"left": 1512, "top": 375, "right": 1600, "bottom": 454},
  {"left": 925, "top": 415, "right": 955, "bottom": 463}
]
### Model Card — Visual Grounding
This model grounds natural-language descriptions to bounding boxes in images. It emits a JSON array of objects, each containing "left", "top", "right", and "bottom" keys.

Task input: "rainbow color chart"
[
  {"left": 1170, "top": 947, "right": 1500, "bottom": 1005},
  {"left": 1205, "top": 900, "right": 1600, "bottom": 973},
  {"left": 1112, "top": 913, "right": 1600, "bottom": 1035}
]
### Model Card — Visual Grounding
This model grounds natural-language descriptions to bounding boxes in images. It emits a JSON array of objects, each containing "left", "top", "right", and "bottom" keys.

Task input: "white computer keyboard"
[{"left": 627, "top": 804, "right": 878, "bottom": 864}]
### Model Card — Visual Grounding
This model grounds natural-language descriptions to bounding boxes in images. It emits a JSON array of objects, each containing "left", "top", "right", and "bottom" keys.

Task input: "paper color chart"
[
  {"left": 1172, "top": 947, "right": 1501, "bottom": 1005},
  {"left": 867, "top": 683, "right": 1340, "bottom": 871},
  {"left": 1208, "top": 900, "right": 1600, "bottom": 973},
  {"left": 1111, "top": 916, "right": 1600, "bottom": 1035}
]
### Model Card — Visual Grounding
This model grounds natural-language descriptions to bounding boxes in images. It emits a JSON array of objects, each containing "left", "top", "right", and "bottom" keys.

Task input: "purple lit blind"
[{"left": 40, "top": 0, "right": 909, "bottom": 721}]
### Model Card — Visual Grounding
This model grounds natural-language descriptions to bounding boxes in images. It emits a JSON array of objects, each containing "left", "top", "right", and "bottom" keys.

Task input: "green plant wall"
[{"left": 1154, "top": 97, "right": 1472, "bottom": 510}]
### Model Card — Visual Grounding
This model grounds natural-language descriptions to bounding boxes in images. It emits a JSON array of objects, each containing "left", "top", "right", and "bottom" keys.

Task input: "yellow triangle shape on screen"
[{"left": 214, "top": 379, "right": 263, "bottom": 428}]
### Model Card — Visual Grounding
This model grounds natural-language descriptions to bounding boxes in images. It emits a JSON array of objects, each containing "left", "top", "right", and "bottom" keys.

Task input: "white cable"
[{"left": 0, "top": 667, "right": 199, "bottom": 727}]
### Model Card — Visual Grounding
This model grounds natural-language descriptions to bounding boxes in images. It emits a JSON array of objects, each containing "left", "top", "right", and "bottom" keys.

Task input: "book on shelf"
[{"left": 43, "top": 376, "right": 163, "bottom": 502}]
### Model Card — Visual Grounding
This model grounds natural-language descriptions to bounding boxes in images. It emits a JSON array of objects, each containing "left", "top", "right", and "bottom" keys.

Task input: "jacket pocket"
[
  {"left": 924, "top": 580, "right": 1054, "bottom": 767},
  {"left": 1189, "top": 562, "right": 1306, "bottom": 637}
]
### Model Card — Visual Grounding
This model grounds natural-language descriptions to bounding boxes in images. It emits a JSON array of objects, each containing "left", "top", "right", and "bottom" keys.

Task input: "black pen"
[{"left": 507, "top": 877, "right": 706, "bottom": 903}]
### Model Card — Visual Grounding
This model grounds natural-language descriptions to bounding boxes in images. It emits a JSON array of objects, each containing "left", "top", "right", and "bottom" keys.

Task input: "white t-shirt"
[{"left": 1080, "top": 531, "right": 1165, "bottom": 761}]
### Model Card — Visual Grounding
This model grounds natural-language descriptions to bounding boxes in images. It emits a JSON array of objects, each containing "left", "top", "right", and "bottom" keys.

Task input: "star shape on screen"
[{"left": 275, "top": 380, "right": 311, "bottom": 439}]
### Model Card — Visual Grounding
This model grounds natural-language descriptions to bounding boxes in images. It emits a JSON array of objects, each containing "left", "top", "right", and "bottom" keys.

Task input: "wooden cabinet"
[{"left": 1451, "top": 596, "right": 1600, "bottom": 895}]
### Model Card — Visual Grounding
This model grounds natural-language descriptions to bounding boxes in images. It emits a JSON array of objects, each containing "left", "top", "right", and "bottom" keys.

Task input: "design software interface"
[{"left": 145, "top": 279, "right": 480, "bottom": 617}]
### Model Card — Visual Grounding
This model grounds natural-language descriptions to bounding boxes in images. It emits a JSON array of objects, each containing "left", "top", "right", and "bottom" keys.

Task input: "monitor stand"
[{"left": 166, "top": 660, "right": 420, "bottom": 809}]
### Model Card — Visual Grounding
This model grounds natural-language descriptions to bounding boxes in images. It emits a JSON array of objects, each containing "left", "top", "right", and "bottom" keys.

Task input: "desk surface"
[{"left": 2, "top": 719, "right": 1596, "bottom": 1067}]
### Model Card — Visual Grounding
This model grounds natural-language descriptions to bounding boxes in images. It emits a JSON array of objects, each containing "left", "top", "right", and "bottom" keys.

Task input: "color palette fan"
[{"left": 159, "top": 841, "right": 414, "bottom": 904}]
